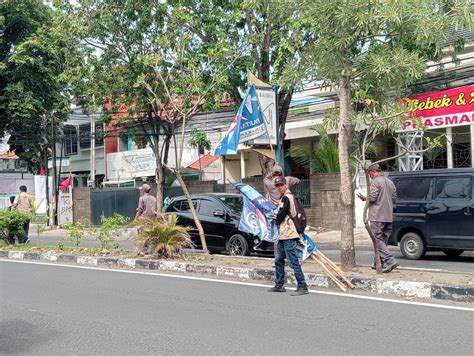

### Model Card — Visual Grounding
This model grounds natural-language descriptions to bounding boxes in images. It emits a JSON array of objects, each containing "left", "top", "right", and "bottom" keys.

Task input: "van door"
[
  {"left": 426, "top": 176, "right": 474, "bottom": 249},
  {"left": 391, "top": 177, "right": 432, "bottom": 244}
]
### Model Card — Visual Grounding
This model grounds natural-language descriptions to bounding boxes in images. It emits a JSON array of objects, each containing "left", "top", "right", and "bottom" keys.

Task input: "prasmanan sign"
[{"left": 400, "top": 85, "right": 474, "bottom": 131}]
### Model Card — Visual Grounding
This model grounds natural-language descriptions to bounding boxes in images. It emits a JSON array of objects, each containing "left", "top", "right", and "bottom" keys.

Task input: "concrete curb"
[{"left": 1, "top": 251, "right": 472, "bottom": 303}]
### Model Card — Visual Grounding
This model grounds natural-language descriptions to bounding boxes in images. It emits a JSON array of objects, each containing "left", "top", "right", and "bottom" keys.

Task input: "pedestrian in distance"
[
  {"left": 134, "top": 183, "right": 157, "bottom": 256},
  {"left": 11, "top": 185, "right": 33, "bottom": 244},
  {"left": 263, "top": 164, "right": 300, "bottom": 205},
  {"left": 357, "top": 164, "right": 399, "bottom": 273},
  {"left": 7, "top": 196, "right": 15, "bottom": 211},
  {"left": 268, "top": 176, "right": 309, "bottom": 296},
  {"left": 134, "top": 184, "right": 157, "bottom": 221}
]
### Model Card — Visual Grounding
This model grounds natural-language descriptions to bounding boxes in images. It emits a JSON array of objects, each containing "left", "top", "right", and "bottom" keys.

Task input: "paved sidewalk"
[{"left": 307, "top": 226, "right": 373, "bottom": 246}]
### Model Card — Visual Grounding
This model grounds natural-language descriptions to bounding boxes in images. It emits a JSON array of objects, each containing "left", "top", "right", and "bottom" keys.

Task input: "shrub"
[
  {"left": 63, "top": 221, "right": 87, "bottom": 247},
  {"left": 33, "top": 215, "right": 49, "bottom": 240},
  {"left": 0, "top": 210, "right": 29, "bottom": 245},
  {"left": 94, "top": 214, "right": 129, "bottom": 250},
  {"left": 133, "top": 213, "right": 194, "bottom": 258}
]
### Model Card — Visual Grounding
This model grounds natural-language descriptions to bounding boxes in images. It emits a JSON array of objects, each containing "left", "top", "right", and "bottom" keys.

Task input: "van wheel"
[
  {"left": 227, "top": 234, "right": 250, "bottom": 256},
  {"left": 400, "top": 232, "right": 426, "bottom": 260},
  {"left": 442, "top": 249, "right": 464, "bottom": 257}
]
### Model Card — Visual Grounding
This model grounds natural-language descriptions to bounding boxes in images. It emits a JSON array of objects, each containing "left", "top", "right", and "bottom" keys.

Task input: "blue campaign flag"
[
  {"left": 239, "top": 196, "right": 277, "bottom": 242},
  {"left": 235, "top": 182, "right": 279, "bottom": 242},
  {"left": 234, "top": 182, "right": 276, "bottom": 214},
  {"left": 213, "top": 85, "right": 266, "bottom": 155}
]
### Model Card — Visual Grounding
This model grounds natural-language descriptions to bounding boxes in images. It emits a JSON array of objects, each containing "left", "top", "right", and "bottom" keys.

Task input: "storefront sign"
[{"left": 400, "top": 85, "right": 474, "bottom": 131}]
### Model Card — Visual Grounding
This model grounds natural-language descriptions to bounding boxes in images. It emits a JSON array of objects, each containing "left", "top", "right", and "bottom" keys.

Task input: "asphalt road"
[
  {"left": 1, "top": 261, "right": 473, "bottom": 355},
  {"left": 28, "top": 232, "right": 474, "bottom": 273}
]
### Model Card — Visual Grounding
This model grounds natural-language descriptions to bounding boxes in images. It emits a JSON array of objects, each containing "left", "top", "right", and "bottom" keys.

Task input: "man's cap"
[
  {"left": 139, "top": 183, "right": 151, "bottom": 191},
  {"left": 368, "top": 163, "right": 381, "bottom": 172},
  {"left": 272, "top": 164, "right": 283, "bottom": 175},
  {"left": 274, "top": 176, "right": 287, "bottom": 186}
]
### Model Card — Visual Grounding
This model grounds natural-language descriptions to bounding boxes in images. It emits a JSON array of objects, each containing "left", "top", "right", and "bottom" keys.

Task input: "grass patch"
[{"left": 0, "top": 243, "right": 135, "bottom": 257}]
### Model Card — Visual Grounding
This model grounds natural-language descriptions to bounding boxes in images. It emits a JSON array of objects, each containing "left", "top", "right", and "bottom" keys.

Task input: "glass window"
[
  {"left": 79, "top": 123, "right": 104, "bottom": 149},
  {"left": 79, "top": 124, "right": 91, "bottom": 149},
  {"left": 394, "top": 178, "right": 431, "bottom": 200},
  {"left": 172, "top": 199, "right": 197, "bottom": 212},
  {"left": 64, "top": 125, "right": 78, "bottom": 155},
  {"left": 219, "top": 196, "right": 242, "bottom": 212},
  {"left": 436, "top": 177, "right": 471, "bottom": 199},
  {"left": 199, "top": 199, "right": 217, "bottom": 216}
]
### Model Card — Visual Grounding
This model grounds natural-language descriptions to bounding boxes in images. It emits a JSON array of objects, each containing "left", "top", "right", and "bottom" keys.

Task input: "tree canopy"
[
  {"left": 288, "top": 0, "right": 472, "bottom": 269},
  {"left": 0, "top": 0, "right": 82, "bottom": 170}
]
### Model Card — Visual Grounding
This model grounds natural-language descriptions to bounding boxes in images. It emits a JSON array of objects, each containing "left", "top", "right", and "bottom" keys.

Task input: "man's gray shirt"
[{"left": 369, "top": 175, "right": 397, "bottom": 222}]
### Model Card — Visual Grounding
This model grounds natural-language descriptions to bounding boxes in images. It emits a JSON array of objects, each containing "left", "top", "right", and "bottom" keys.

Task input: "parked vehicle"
[
  {"left": 388, "top": 168, "right": 474, "bottom": 260},
  {"left": 165, "top": 193, "right": 274, "bottom": 256}
]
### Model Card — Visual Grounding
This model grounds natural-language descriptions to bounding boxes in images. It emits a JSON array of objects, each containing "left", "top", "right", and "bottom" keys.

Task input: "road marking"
[{"left": 2, "top": 259, "right": 473, "bottom": 312}]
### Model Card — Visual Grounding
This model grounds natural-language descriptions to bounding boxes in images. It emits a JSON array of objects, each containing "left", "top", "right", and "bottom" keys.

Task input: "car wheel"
[
  {"left": 227, "top": 234, "right": 250, "bottom": 256},
  {"left": 442, "top": 249, "right": 464, "bottom": 257},
  {"left": 400, "top": 232, "right": 426, "bottom": 260}
]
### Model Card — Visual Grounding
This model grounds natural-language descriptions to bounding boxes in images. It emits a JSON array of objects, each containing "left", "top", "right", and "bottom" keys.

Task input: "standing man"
[
  {"left": 134, "top": 184, "right": 157, "bottom": 220},
  {"left": 12, "top": 185, "right": 33, "bottom": 244},
  {"left": 357, "top": 164, "right": 399, "bottom": 273},
  {"left": 268, "top": 176, "right": 309, "bottom": 296},
  {"left": 263, "top": 164, "right": 300, "bottom": 205},
  {"left": 134, "top": 184, "right": 157, "bottom": 256}
]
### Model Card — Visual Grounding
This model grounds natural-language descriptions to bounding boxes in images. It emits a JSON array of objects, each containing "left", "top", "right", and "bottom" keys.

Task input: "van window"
[
  {"left": 395, "top": 178, "right": 430, "bottom": 200},
  {"left": 435, "top": 177, "right": 471, "bottom": 199}
]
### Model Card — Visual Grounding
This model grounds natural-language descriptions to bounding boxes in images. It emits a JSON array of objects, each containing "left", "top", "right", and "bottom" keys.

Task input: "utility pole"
[
  {"left": 51, "top": 113, "right": 57, "bottom": 226},
  {"left": 89, "top": 94, "right": 96, "bottom": 188},
  {"left": 41, "top": 113, "right": 51, "bottom": 226}
]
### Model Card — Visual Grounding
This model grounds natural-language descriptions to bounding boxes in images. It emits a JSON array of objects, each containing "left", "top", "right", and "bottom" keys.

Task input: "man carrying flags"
[{"left": 269, "top": 176, "right": 309, "bottom": 296}]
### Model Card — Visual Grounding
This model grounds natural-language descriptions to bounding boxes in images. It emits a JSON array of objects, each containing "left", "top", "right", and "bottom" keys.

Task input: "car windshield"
[{"left": 219, "top": 196, "right": 242, "bottom": 213}]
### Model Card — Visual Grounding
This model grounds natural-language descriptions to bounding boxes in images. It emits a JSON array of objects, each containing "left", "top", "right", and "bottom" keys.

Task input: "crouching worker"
[{"left": 268, "top": 176, "right": 308, "bottom": 296}]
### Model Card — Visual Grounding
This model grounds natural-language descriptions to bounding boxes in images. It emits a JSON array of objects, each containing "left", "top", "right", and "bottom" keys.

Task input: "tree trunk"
[
  {"left": 153, "top": 144, "right": 164, "bottom": 212},
  {"left": 175, "top": 172, "right": 209, "bottom": 258},
  {"left": 338, "top": 75, "right": 356, "bottom": 271}
]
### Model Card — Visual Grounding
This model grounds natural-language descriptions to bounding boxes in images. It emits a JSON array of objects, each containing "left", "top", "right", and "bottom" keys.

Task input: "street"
[
  {"left": 30, "top": 232, "right": 474, "bottom": 273},
  {"left": 1, "top": 261, "right": 472, "bottom": 355}
]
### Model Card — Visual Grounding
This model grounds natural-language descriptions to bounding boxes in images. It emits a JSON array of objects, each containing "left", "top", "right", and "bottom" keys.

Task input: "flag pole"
[{"left": 252, "top": 85, "right": 275, "bottom": 156}]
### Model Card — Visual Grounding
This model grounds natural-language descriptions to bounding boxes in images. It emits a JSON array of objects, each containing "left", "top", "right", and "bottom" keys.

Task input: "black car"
[
  {"left": 165, "top": 193, "right": 274, "bottom": 256},
  {"left": 388, "top": 168, "right": 474, "bottom": 259}
]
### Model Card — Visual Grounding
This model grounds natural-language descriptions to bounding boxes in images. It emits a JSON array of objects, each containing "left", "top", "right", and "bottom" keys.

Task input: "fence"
[
  {"left": 90, "top": 188, "right": 139, "bottom": 225},
  {"left": 291, "top": 179, "right": 311, "bottom": 207}
]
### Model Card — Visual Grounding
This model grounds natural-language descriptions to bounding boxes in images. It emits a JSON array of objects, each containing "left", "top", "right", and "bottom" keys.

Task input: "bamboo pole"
[
  {"left": 311, "top": 255, "right": 347, "bottom": 292},
  {"left": 314, "top": 250, "right": 355, "bottom": 289}
]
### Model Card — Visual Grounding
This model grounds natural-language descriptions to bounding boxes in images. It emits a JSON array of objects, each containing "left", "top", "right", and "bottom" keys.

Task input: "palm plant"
[
  {"left": 288, "top": 126, "right": 341, "bottom": 173},
  {"left": 288, "top": 126, "right": 382, "bottom": 173},
  {"left": 133, "top": 213, "right": 194, "bottom": 258}
]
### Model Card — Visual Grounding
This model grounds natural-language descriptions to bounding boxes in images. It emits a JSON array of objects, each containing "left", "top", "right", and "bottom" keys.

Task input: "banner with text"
[{"left": 400, "top": 85, "right": 474, "bottom": 131}]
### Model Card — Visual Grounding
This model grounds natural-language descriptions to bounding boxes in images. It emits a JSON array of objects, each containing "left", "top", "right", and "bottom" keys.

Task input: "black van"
[{"left": 388, "top": 168, "right": 474, "bottom": 260}]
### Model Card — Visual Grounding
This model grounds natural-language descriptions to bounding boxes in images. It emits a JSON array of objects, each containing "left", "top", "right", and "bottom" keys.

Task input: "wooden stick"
[
  {"left": 314, "top": 250, "right": 355, "bottom": 289},
  {"left": 311, "top": 253, "right": 348, "bottom": 287},
  {"left": 311, "top": 255, "right": 347, "bottom": 292}
]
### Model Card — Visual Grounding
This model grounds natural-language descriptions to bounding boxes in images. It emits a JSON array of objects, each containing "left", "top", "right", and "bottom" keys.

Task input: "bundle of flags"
[
  {"left": 234, "top": 182, "right": 279, "bottom": 243},
  {"left": 213, "top": 85, "right": 266, "bottom": 155},
  {"left": 234, "top": 182, "right": 317, "bottom": 260}
]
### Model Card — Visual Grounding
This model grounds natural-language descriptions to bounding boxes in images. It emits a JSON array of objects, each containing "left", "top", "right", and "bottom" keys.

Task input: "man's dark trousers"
[
  {"left": 370, "top": 221, "right": 395, "bottom": 264},
  {"left": 18, "top": 220, "right": 30, "bottom": 244},
  {"left": 274, "top": 239, "right": 307, "bottom": 289}
]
